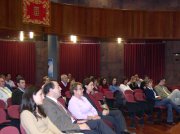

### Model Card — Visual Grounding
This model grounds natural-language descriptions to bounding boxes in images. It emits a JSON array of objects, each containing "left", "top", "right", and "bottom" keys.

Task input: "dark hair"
[
  {"left": 5, "top": 73, "right": 11, "bottom": 77},
  {"left": 43, "top": 81, "right": 55, "bottom": 95},
  {"left": 83, "top": 78, "right": 93, "bottom": 92},
  {"left": 99, "top": 77, "right": 108, "bottom": 88},
  {"left": 121, "top": 77, "right": 128, "bottom": 84},
  {"left": 110, "top": 77, "right": 118, "bottom": 86},
  {"left": 157, "top": 78, "right": 165, "bottom": 84},
  {"left": 70, "top": 82, "right": 82, "bottom": 95},
  {"left": 16, "top": 77, "right": 25, "bottom": 84},
  {"left": 20, "top": 86, "right": 46, "bottom": 119}
]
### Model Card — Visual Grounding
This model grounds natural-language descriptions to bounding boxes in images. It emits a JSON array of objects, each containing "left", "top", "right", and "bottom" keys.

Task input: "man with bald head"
[{"left": 42, "top": 81, "right": 116, "bottom": 134}]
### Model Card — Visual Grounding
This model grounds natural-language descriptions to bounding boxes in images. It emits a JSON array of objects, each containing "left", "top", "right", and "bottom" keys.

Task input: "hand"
[
  {"left": 87, "top": 115, "right": 100, "bottom": 120},
  {"left": 77, "top": 120, "right": 87, "bottom": 124},
  {"left": 102, "top": 109, "right": 109, "bottom": 116},
  {"left": 78, "top": 123, "right": 90, "bottom": 130}
]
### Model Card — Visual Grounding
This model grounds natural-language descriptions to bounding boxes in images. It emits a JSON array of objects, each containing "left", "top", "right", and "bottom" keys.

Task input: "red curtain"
[
  {"left": 124, "top": 43, "right": 165, "bottom": 83},
  {"left": 59, "top": 43, "right": 100, "bottom": 82},
  {"left": 0, "top": 41, "right": 36, "bottom": 84}
]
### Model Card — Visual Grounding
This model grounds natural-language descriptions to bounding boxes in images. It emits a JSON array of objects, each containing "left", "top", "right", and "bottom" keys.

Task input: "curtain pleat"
[
  {"left": 59, "top": 43, "right": 100, "bottom": 82},
  {"left": 0, "top": 41, "right": 36, "bottom": 84},
  {"left": 124, "top": 43, "right": 165, "bottom": 83}
]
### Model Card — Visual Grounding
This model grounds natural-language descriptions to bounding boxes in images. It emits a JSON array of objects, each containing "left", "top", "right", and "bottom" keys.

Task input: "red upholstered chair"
[
  {"left": 0, "top": 126, "right": 20, "bottom": 134},
  {"left": 133, "top": 89, "right": 143, "bottom": 93},
  {"left": 124, "top": 89, "right": 134, "bottom": 95},
  {"left": 93, "top": 92, "right": 104, "bottom": 101},
  {"left": 0, "top": 108, "right": 11, "bottom": 124},
  {"left": 0, "top": 100, "right": 6, "bottom": 109},
  {"left": 65, "top": 91, "right": 72, "bottom": 99},
  {"left": 7, "top": 98, "right": 12, "bottom": 107},
  {"left": 7, "top": 105, "right": 20, "bottom": 119},
  {"left": 104, "top": 91, "right": 114, "bottom": 99}
]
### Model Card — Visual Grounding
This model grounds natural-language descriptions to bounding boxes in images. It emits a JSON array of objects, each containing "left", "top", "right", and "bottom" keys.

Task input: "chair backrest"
[
  {"left": 7, "top": 105, "right": 20, "bottom": 119},
  {"left": 20, "top": 125, "right": 26, "bottom": 134},
  {"left": 65, "top": 91, "right": 72, "bottom": 99},
  {"left": 0, "top": 99, "right": 6, "bottom": 109},
  {"left": 133, "top": 89, "right": 143, "bottom": 93},
  {"left": 7, "top": 97, "right": 12, "bottom": 107},
  {"left": 124, "top": 93, "right": 136, "bottom": 103},
  {"left": 104, "top": 91, "right": 114, "bottom": 99},
  {"left": 134, "top": 92, "right": 146, "bottom": 101},
  {"left": 0, "top": 108, "right": 10, "bottom": 124},
  {"left": 124, "top": 89, "right": 134, "bottom": 94},
  {"left": 0, "top": 126, "right": 19, "bottom": 134},
  {"left": 93, "top": 92, "right": 104, "bottom": 101}
]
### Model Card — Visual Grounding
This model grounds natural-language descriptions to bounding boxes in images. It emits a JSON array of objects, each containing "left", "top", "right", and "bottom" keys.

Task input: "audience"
[
  {"left": 144, "top": 79, "right": 180, "bottom": 125},
  {"left": 20, "top": 86, "right": 63, "bottom": 134},
  {"left": 42, "top": 81, "right": 116, "bottom": 134},
  {"left": 83, "top": 78, "right": 130, "bottom": 134},
  {"left": 155, "top": 78, "right": 180, "bottom": 106},
  {"left": 12, "top": 77, "right": 26, "bottom": 105}
]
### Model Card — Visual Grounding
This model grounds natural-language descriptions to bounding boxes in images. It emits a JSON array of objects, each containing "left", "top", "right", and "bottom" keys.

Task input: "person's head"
[
  {"left": 145, "top": 79, "right": 153, "bottom": 87},
  {"left": 83, "top": 78, "right": 94, "bottom": 93},
  {"left": 61, "top": 74, "right": 68, "bottom": 83},
  {"left": 42, "top": 76, "right": 50, "bottom": 84},
  {"left": 5, "top": 73, "right": 11, "bottom": 81},
  {"left": 100, "top": 77, "right": 108, "bottom": 86},
  {"left": 0, "top": 77, "right": 5, "bottom": 87},
  {"left": 111, "top": 77, "right": 118, "bottom": 86},
  {"left": 144, "top": 75, "right": 149, "bottom": 81},
  {"left": 130, "top": 76, "right": 136, "bottom": 82},
  {"left": 67, "top": 73, "right": 72, "bottom": 79},
  {"left": 70, "top": 82, "right": 84, "bottom": 98},
  {"left": 92, "top": 77, "right": 99, "bottom": 87},
  {"left": 43, "top": 81, "right": 62, "bottom": 99},
  {"left": 121, "top": 78, "right": 128, "bottom": 85},
  {"left": 158, "top": 78, "right": 166, "bottom": 86},
  {"left": 70, "top": 78, "right": 76, "bottom": 86},
  {"left": 17, "top": 77, "right": 26, "bottom": 89},
  {"left": 20, "top": 86, "right": 46, "bottom": 118}
]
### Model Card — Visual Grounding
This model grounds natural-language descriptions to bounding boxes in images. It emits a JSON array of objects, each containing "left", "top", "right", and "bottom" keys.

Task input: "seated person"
[
  {"left": 144, "top": 79, "right": 180, "bottom": 125},
  {"left": 128, "top": 76, "right": 139, "bottom": 90},
  {"left": 119, "top": 78, "right": 132, "bottom": 93},
  {"left": 12, "top": 77, "right": 26, "bottom": 105},
  {"left": 155, "top": 78, "right": 180, "bottom": 106},
  {"left": 109, "top": 77, "right": 120, "bottom": 93},
  {"left": 20, "top": 86, "right": 63, "bottom": 134},
  {"left": 83, "top": 78, "right": 131, "bottom": 134},
  {"left": 5, "top": 73, "right": 16, "bottom": 89},
  {"left": 59, "top": 74, "right": 70, "bottom": 97},
  {"left": 42, "top": 81, "right": 116, "bottom": 134},
  {"left": 0, "top": 76, "right": 12, "bottom": 105}
]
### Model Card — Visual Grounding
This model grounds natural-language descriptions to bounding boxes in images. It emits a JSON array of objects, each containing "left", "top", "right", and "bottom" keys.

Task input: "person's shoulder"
[{"left": 20, "top": 110, "right": 34, "bottom": 118}]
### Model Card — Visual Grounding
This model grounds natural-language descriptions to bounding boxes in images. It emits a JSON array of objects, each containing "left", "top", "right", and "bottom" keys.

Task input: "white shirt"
[
  {"left": 0, "top": 87, "right": 12, "bottom": 104},
  {"left": 5, "top": 80, "right": 16, "bottom": 88},
  {"left": 119, "top": 84, "right": 132, "bottom": 93}
]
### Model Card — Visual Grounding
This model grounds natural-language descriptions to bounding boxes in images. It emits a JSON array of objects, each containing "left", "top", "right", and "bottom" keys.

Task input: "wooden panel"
[{"left": 0, "top": 1, "right": 180, "bottom": 39}]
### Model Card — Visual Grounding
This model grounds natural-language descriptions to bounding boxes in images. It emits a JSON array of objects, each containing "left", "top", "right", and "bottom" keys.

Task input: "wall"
[
  {"left": 100, "top": 42, "right": 124, "bottom": 82},
  {"left": 35, "top": 41, "right": 48, "bottom": 86},
  {"left": 58, "top": 0, "right": 180, "bottom": 10},
  {"left": 165, "top": 41, "right": 180, "bottom": 85}
]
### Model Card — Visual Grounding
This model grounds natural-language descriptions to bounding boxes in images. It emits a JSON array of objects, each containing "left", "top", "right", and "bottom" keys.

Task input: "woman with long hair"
[{"left": 20, "top": 86, "right": 63, "bottom": 134}]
